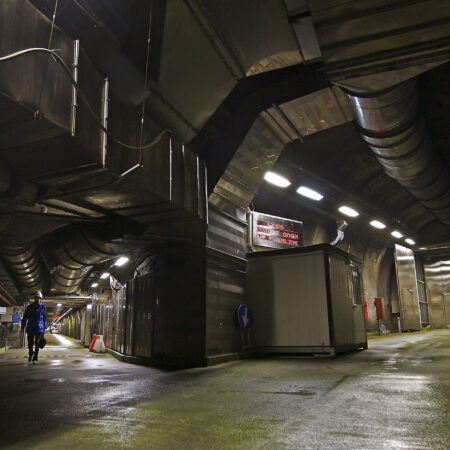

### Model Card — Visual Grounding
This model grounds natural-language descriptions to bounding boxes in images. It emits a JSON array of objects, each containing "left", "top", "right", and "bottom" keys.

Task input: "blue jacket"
[{"left": 21, "top": 302, "right": 47, "bottom": 334}]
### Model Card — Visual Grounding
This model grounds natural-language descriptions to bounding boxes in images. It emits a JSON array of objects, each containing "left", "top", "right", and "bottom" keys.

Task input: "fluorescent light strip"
[
  {"left": 114, "top": 256, "right": 129, "bottom": 267},
  {"left": 91, "top": 282, "right": 98, "bottom": 288},
  {"left": 405, "top": 238, "right": 416, "bottom": 245},
  {"left": 370, "top": 220, "right": 386, "bottom": 229},
  {"left": 391, "top": 231, "right": 404, "bottom": 238},
  {"left": 296, "top": 186, "right": 323, "bottom": 201},
  {"left": 338, "top": 206, "right": 359, "bottom": 217},
  {"left": 264, "top": 171, "right": 291, "bottom": 188},
  {"left": 100, "top": 272, "right": 110, "bottom": 279}
]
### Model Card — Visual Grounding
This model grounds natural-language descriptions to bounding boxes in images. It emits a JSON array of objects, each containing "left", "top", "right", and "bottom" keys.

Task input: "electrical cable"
[
  {"left": 37, "top": 0, "right": 59, "bottom": 116},
  {"left": 138, "top": 4, "right": 154, "bottom": 166},
  {"left": 0, "top": 48, "right": 171, "bottom": 150},
  {"left": 47, "top": 0, "right": 59, "bottom": 49}
]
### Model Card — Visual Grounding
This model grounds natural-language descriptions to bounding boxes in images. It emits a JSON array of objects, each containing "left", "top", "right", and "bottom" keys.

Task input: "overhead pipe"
[
  {"left": 0, "top": 243, "right": 45, "bottom": 292},
  {"left": 42, "top": 296, "right": 93, "bottom": 301},
  {"left": 47, "top": 226, "right": 136, "bottom": 294},
  {"left": 0, "top": 292, "right": 14, "bottom": 306},
  {"left": 1, "top": 225, "right": 145, "bottom": 296},
  {"left": 346, "top": 79, "right": 450, "bottom": 225},
  {"left": 52, "top": 308, "right": 73, "bottom": 325}
]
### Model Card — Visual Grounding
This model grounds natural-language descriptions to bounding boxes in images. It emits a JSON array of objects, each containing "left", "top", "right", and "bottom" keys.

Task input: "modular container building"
[{"left": 247, "top": 244, "right": 367, "bottom": 355}]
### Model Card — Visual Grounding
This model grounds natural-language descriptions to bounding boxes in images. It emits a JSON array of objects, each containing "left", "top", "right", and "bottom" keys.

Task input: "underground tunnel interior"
[{"left": 0, "top": 1, "right": 449, "bottom": 448}]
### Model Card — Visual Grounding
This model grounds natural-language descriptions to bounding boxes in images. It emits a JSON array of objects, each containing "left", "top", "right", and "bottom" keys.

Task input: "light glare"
[
  {"left": 91, "top": 282, "right": 98, "bottom": 288},
  {"left": 370, "top": 220, "right": 386, "bottom": 229},
  {"left": 57, "top": 303, "right": 62, "bottom": 307},
  {"left": 296, "top": 186, "right": 323, "bottom": 201},
  {"left": 264, "top": 171, "right": 291, "bottom": 188},
  {"left": 338, "top": 206, "right": 359, "bottom": 217},
  {"left": 405, "top": 238, "right": 416, "bottom": 245},
  {"left": 114, "top": 256, "right": 129, "bottom": 267},
  {"left": 391, "top": 231, "right": 404, "bottom": 238},
  {"left": 100, "top": 272, "right": 110, "bottom": 279}
]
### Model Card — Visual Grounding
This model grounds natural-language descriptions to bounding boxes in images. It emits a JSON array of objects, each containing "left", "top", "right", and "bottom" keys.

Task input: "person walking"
[{"left": 21, "top": 291, "right": 47, "bottom": 364}]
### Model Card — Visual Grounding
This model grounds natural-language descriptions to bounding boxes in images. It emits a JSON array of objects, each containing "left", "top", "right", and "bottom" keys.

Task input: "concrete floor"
[{"left": 0, "top": 331, "right": 448, "bottom": 449}]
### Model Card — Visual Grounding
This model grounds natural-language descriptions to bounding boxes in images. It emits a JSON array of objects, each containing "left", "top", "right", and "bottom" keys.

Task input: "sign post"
[{"left": 237, "top": 304, "right": 253, "bottom": 356}]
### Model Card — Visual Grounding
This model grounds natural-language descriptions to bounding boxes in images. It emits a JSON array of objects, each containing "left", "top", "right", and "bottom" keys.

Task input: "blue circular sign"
[{"left": 237, "top": 304, "right": 253, "bottom": 329}]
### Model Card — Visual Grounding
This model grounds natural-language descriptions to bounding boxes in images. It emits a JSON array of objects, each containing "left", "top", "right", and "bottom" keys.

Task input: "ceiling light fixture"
[
  {"left": 91, "top": 282, "right": 98, "bottom": 288},
  {"left": 370, "top": 220, "right": 386, "bottom": 229},
  {"left": 296, "top": 186, "right": 323, "bottom": 201},
  {"left": 100, "top": 272, "right": 110, "bottom": 279},
  {"left": 391, "top": 231, "right": 404, "bottom": 239},
  {"left": 114, "top": 256, "right": 129, "bottom": 267},
  {"left": 405, "top": 238, "right": 416, "bottom": 245},
  {"left": 57, "top": 303, "right": 62, "bottom": 307},
  {"left": 264, "top": 171, "right": 291, "bottom": 188},
  {"left": 338, "top": 206, "right": 359, "bottom": 217}
]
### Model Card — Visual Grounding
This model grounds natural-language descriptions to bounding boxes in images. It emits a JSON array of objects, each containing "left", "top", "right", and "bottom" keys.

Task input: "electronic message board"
[{"left": 249, "top": 212, "right": 303, "bottom": 249}]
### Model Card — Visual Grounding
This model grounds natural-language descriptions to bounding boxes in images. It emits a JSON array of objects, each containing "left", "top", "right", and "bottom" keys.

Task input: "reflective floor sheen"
[{"left": 0, "top": 330, "right": 448, "bottom": 449}]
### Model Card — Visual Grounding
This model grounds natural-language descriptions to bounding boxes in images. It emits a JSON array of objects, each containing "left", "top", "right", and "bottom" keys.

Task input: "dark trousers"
[{"left": 27, "top": 333, "right": 43, "bottom": 359}]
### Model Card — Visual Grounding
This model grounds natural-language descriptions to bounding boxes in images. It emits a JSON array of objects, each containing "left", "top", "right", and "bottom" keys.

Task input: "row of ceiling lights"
[
  {"left": 90, "top": 256, "right": 129, "bottom": 288},
  {"left": 264, "top": 171, "right": 416, "bottom": 246}
]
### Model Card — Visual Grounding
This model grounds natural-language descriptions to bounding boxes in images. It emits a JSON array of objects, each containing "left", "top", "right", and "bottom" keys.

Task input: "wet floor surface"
[{"left": 0, "top": 330, "right": 449, "bottom": 449}]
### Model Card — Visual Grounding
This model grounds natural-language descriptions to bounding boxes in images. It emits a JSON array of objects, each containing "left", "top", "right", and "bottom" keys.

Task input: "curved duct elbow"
[
  {"left": 48, "top": 227, "right": 136, "bottom": 294},
  {"left": 346, "top": 79, "right": 450, "bottom": 225},
  {"left": 0, "top": 243, "right": 45, "bottom": 293}
]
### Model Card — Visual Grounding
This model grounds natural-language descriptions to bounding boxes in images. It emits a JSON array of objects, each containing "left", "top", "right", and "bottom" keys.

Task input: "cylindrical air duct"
[{"left": 346, "top": 79, "right": 450, "bottom": 225}]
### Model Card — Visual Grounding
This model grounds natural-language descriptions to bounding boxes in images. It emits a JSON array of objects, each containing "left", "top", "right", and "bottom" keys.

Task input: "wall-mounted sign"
[
  {"left": 12, "top": 314, "right": 21, "bottom": 323},
  {"left": 237, "top": 304, "right": 253, "bottom": 329},
  {"left": 249, "top": 212, "right": 303, "bottom": 250}
]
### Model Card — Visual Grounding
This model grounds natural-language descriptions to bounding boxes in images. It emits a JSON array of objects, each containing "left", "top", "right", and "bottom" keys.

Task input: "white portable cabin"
[{"left": 247, "top": 244, "right": 367, "bottom": 355}]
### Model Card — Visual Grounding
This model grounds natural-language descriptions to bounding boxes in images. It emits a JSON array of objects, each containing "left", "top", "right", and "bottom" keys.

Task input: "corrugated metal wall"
[
  {"left": 424, "top": 258, "right": 450, "bottom": 328},
  {"left": 112, "top": 289, "right": 126, "bottom": 354},
  {"left": 127, "top": 273, "right": 154, "bottom": 358},
  {"left": 59, "top": 242, "right": 208, "bottom": 367},
  {"left": 61, "top": 309, "right": 82, "bottom": 340},
  {"left": 152, "top": 241, "right": 207, "bottom": 365},
  {"left": 58, "top": 214, "right": 248, "bottom": 364},
  {"left": 206, "top": 207, "right": 247, "bottom": 357},
  {"left": 394, "top": 244, "right": 422, "bottom": 331},
  {"left": 88, "top": 274, "right": 155, "bottom": 357},
  {"left": 415, "top": 257, "right": 430, "bottom": 327}
]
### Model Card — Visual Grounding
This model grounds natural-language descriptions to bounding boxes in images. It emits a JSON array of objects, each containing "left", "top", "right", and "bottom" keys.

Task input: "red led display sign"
[{"left": 250, "top": 212, "right": 303, "bottom": 249}]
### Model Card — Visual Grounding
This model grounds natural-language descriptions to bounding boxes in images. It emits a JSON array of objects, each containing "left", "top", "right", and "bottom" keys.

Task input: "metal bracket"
[
  {"left": 100, "top": 78, "right": 109, "bottom": 167},
  {"left": 71, "top": 40, "right": 79, "bottom": 136}
]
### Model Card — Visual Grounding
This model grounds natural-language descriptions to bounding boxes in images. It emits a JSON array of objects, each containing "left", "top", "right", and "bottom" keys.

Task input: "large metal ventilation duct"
[
  {"left": 0, "top": 243, "right": 44, "bottom": 293},
  {"left": 47, "top": 226, "right": 139, "bottom": 294},
  {"left": 346, "top": 80, "right": 450, "bottom": 225}
]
